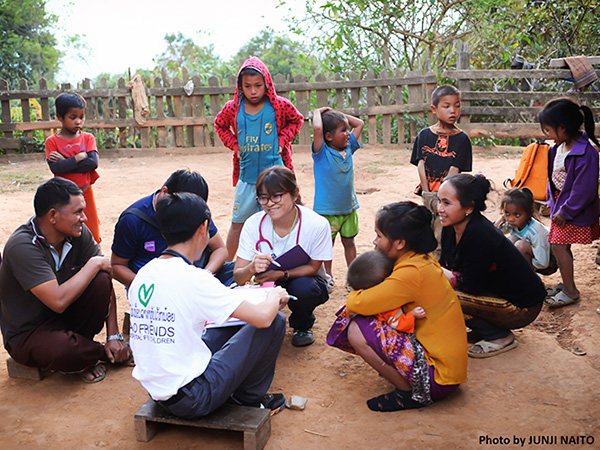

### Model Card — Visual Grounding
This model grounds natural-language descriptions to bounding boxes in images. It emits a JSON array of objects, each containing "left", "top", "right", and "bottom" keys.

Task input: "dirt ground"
[{"left": 0, "top": 145, "right": 599, "bottom": 450}]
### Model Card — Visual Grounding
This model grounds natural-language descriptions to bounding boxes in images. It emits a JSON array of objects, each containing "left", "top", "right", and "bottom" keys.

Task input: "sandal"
[
  {"left": 544, "top": 291, "right": 580, "bottom": 308},
  {"left": 80, "top": 363, "right": 106, "bottom": 383},
  {"left": 545, "top": 283, "right": 563, "bottom": 297},
  {"left": 468, "top": 339, "right": 518, "bottom": 358},
  {"left": 366, "top": 389, "right": 424, "bottom": 412}
]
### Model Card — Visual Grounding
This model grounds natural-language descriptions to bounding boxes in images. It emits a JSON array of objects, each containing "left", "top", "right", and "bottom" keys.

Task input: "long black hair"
[
  {"left": 538, "top": 97, "right": 600, "bottom": 148},
  {"left": 443, "top": 173, "right": 491, "bottom": 212},
  {"left": 375, "top": 201, "right": 437, "bottom": 254}
]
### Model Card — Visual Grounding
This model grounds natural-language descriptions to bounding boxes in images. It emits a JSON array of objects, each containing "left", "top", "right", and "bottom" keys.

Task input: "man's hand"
[
  {"left": 104, "top": 340, "right": 131, "bottom": 364},
  {"left": 89, "top": 256, "right": 112, "bottom": 275}
]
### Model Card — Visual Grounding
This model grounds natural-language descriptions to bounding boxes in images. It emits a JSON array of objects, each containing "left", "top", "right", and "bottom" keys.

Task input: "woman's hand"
[
  {"left": 254, "top": 270, "right": 286, "bottom": 284},
  {"left": 251, "top": 253, "right": 273, "bottom": 274}
]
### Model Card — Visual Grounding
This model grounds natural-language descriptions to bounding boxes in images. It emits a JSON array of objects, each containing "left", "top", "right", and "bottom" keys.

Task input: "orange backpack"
[{"left": 504, "top": 141, "right": 550, "bottom": 201}]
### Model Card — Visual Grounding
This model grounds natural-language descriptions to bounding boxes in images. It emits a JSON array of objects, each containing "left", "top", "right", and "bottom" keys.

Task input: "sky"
[{"left": 46, "top": 0, "right": 309, "bottom": 84}]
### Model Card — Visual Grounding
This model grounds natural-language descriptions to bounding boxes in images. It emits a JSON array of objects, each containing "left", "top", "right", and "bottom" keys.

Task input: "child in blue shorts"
[
  {"left": 215, "top": 57, "right": 304, "bottom": 260},
  {"left": 312, "top": 107, "right": 365, "bottom": 287}
]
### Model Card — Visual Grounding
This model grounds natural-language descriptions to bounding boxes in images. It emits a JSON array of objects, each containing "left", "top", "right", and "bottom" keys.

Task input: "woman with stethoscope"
[{"left": 234, "top": 166, "right": 332, "bottom": 347}]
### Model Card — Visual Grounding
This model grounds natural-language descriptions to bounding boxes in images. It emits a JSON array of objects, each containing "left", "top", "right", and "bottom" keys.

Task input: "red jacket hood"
[{"left": 234, "top": 56, "right": 278, "bottom": 107}]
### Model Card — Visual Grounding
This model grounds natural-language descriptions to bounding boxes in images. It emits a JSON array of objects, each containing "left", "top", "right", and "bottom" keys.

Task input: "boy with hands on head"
[{"left": 312, "top": 107, "right": 365, "bottom": 287}]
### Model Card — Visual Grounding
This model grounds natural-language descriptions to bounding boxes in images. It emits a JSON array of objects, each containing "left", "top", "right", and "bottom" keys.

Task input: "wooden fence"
[{"left": 1, "top": 54, "right": 599, "bottom": 154}]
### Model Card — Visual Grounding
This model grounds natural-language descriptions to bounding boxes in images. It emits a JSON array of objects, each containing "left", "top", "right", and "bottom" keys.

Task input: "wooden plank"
[
  {"left": 191, "top": 75, "right": 206, "bottom": 147},
  {"left": 442, "top": 69, "right": 584, "bottom": 80},
  {"left": 0, "top": 137, "right": 21, "bottom": 148},
  {"left": 208, "top": 76, "right": 223, "bottom": 147},
  {"left": 134, "top": 399, "right": 271, "bottom": 449},
  {"left": 461, "top": 91, "right": 600, "bottom": 101},
  {"left": 172, "top": 77, "right": 184, "bottom": 147},
  {"left": 349, "top": 72, "right": 360, "bottom": 108},
  {"left": 162, "top": 70, "right": 175, "bottom": 147},
  {"left": 394, "top": 68, "right": 406, "bottom": 144},
  {"left": 294, "top": 74, "right": 310, "bottom": 146},
  {"left": 81, "top": 78, "right": 97, "bottom": 141},
  {"left": 117, "top": 78, "right": 128, "bottom": 148},
  {"left": 549, "top": 56, "right": 600, "bottom": 68},
  {"left": 366, "top": 71, "right": 377, "bottom": 145},
  {"left": 154, "top": 76, "right": 167, "bottom": 148},
  {"left": 19, "top": 79, "right": 33, "bottom": 147},
  {"left": 1, "top": 79, "right": 13, "bottom": 140},
  {"left": 315, "top": 73, "right": 328, "bottom": 107},
  {"left": 137, "top": 77, "right": 150, "bottom": 148},
  {"left": 98, "top": 78, "right": 115, "bottom": 148},
  {"left": 407, "top": 70, "right": 423, "bottom": 141},
  {"left": 182, "top": 68, "right": 194, "bottom": 147},
  {"left": 39, "top": 78, "right": 51, "bottom": 140},
  {"left": 273, "top": 74, "right": 287, "bottom": 99},
  {"left": 380, "top": 70, "right": 391, "bottom": 146},
  {"left": 0, "top": 74, "right": 439, "bottom": 101},
  {"left": 456, "top": 42, "right": 471, "bottom": 124},
  {"left": 334, "top": 73, "right": 344, "bottom": 109},
  {"left": 461, "top": 122, "right": 600, "bottom": 139}
]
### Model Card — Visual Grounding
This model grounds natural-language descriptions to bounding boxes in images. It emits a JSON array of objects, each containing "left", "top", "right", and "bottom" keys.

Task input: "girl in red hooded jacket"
[{"left": 215, "top": 57, "right": 304, "bottom": 260}]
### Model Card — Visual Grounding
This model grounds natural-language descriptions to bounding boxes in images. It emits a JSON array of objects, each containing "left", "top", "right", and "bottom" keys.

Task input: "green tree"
[
  {"left": 230, "top": 28, "right": 323, "bottom": 79},
  {"left": 0, "top": 0, "right": 61, "bottom": 86},
  {"left": 290, "top": 0, "right": 600, "bottom": 74},
  {"left": 152, "top": 32, "right": 226, "bottom": 81}
]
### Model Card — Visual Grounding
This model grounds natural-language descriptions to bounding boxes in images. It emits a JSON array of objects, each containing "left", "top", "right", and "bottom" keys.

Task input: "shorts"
[
  {"left": 323, "top": 210, "right": 359, "bottom": 240},
  {"left": 232, "top": 181, "right": 262, "bottom": 224}
]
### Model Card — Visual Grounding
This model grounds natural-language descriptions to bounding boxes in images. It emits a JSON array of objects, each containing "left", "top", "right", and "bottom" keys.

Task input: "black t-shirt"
[
  {"left": 440, "top": 213, "right": 546, "bottom": 308},
  {"left": 410, "top": 128, "right": 472, "bottom": 193}
]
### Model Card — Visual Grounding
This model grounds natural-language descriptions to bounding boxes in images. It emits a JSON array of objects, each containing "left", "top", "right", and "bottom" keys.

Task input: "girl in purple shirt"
[{"left": 538, "top": 97, "right": 600, "bottom": 307}]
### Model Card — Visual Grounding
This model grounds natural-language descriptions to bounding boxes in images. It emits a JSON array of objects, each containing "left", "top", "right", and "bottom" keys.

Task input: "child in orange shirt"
[
  {"left": 45, "top": 92, "right": 101, "bottom": 243},
  {"left": 346, "top": 250, "right": 426, "bottom": 331}
]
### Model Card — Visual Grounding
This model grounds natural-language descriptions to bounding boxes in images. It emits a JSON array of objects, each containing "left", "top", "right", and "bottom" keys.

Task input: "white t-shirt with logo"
[
  {"left": 128, "top": 256, "right": 247, "bottom": 401},
  {"left": 237, "top": 205, "right": 333, "bottom": 279}
]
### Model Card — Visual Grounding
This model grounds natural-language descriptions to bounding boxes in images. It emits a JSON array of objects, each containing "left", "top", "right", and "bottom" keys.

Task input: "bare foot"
[{"left": 80, "top": 363, "right": 106, "bottom": 383}]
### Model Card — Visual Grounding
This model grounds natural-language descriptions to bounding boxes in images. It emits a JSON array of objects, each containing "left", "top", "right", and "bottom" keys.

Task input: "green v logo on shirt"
[{"left": 138, "top": 283, "right": 154, "bottom": 307}]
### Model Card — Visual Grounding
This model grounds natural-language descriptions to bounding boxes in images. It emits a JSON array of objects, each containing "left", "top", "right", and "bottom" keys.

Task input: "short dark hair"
[
  {"left": 155, "top": 192, "right": 212, "bottom": 246},
  {"left": 163, "top": 169, "right": 209, "bottom": 201},
  {"left": 321, "top": 110, "right": 347, "bottom": 143},
  {"left": 255, "top": 166, "right": 302, "bottom": 205},
  {"left": 34, "top": 178, "right": 83, "bottom": 217},
  {"left": 431, "top": 85, "right": 461, "bottom": 107},
  {"left": 55, "top": 92, "right": 86, "bottom": 118},
  {"left": 347, "top": 250, "right": 394, "bottom": 290},
  {"left": 501, "top": 187, "right": 535, "bottom": 218},
  {"left": 443, "top": 173, "right": 491, "bottom": 212},
  {"left": 376, "top": 201, "right": 437, "bottom": 254}
]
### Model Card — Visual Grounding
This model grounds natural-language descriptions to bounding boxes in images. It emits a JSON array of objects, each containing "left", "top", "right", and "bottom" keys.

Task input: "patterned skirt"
[{"left": 549, "top": 220, "right": 600, "bottom": 245}]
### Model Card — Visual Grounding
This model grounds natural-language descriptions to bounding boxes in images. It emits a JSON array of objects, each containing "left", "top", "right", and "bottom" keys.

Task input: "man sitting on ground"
[
  {"left": 0, "top": 178, "right": 130, "bottom": 382},
  {"left": 111, "top": 169, "right": 234, "bottom": 288},
  {"left": 129, "top": 192, "right": 289, "bottom": 417}
]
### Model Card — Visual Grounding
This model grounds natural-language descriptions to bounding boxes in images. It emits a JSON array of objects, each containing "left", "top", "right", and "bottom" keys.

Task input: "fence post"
[
  {"left": 456, "top": 41, "right": 471, "bottom": 124},
  {"left": 208, "top": 76, "right": 223, "bottom": 147},
  {"left": 407, "top": 70, "right": 423, "bottom": 142},
  {"left": 294, "top": 74, "right": 310, "bottom": 146},
  {"left": 20, "top": 79, "right": 33, "bottom": 149},
  {"left": 191, "top": 74, "right": 206, "bottom": 147},
  {"left": 117, "top": 78, "right": 129, "bottom": 148},
  {"left": 366, "top": 70, "right": 377, "bottom": 145},
  {"left": 380, "top": 70, "right": 392, "bottom": 146},
  {"left": 154, "top": 76, "right": 167, "bottom": 148},
  {"left": 394, "top": 69, "right": 406, "bottom": 144}
]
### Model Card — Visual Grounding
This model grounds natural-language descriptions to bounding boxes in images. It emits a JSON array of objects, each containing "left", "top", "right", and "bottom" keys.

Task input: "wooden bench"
[
  {"left": 134, "top": 398, "right": 271, "bottom": 449},
  {"left": 6, "top": 357, "right": 44, "bottom": 380}
]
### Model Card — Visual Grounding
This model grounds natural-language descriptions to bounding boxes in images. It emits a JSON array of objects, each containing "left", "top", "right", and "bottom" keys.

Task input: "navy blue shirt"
[{"left": 112, "top": 192, "right": 217, "bottom": 273}]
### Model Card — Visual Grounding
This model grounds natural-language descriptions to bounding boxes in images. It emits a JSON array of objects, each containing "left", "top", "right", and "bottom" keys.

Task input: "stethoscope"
[{"left": 255, "top": 205, "right": 302, "bottom": 255}]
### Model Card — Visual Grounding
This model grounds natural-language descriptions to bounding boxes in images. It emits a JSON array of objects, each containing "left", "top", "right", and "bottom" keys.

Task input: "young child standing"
[
  {"left": 45, "top": 92, "right": 101, "bottom": 243},
  {"left": 214, "top": 57, "right": 304, "bottom": 260},
  {"left": 346, "top": 250, "right": 426, "bottom": 332},
  {"left": 494, "top": 188, "right": 556, "bottom": 274},
  {"left": 410, "top": 85, "right": 472, "bottom": 254},
  {"left": 538, "top": 97, "right": 600, "bottom": 307},
  {"left": 312, "top": 107, "right": 365, "bottom": 286}
]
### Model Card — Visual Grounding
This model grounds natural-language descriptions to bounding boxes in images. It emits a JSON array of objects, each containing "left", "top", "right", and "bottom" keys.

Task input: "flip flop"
[
  {"left": 80, "top": 363, "right": 106, "bottom": 383},
  {"left": 544, "top": 291, "right": 580, "bottom": 308},
  {"left": 468, "top": 339, "right": 518, "bottom": 358},
  {"left": 545, "top": 283, "right": 563, "bottom": 297}
]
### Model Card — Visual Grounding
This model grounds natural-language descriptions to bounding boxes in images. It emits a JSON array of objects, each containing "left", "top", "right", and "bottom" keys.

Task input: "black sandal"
[{"left": 366, "top": 389, "right": 424, "bottom": 412}]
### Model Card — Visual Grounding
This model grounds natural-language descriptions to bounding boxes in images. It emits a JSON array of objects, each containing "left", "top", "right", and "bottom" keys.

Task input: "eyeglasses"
[{"left": 256, "top": 189, "right": 292, "bottom": 205}]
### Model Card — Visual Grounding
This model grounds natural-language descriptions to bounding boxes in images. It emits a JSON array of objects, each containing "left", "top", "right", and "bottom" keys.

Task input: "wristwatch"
[
  {"left": 281, "top": 270, "right": 289, "bottom": 282},
  {"left": 107, "top": 333, "right": 124, "bottom": 342}
]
